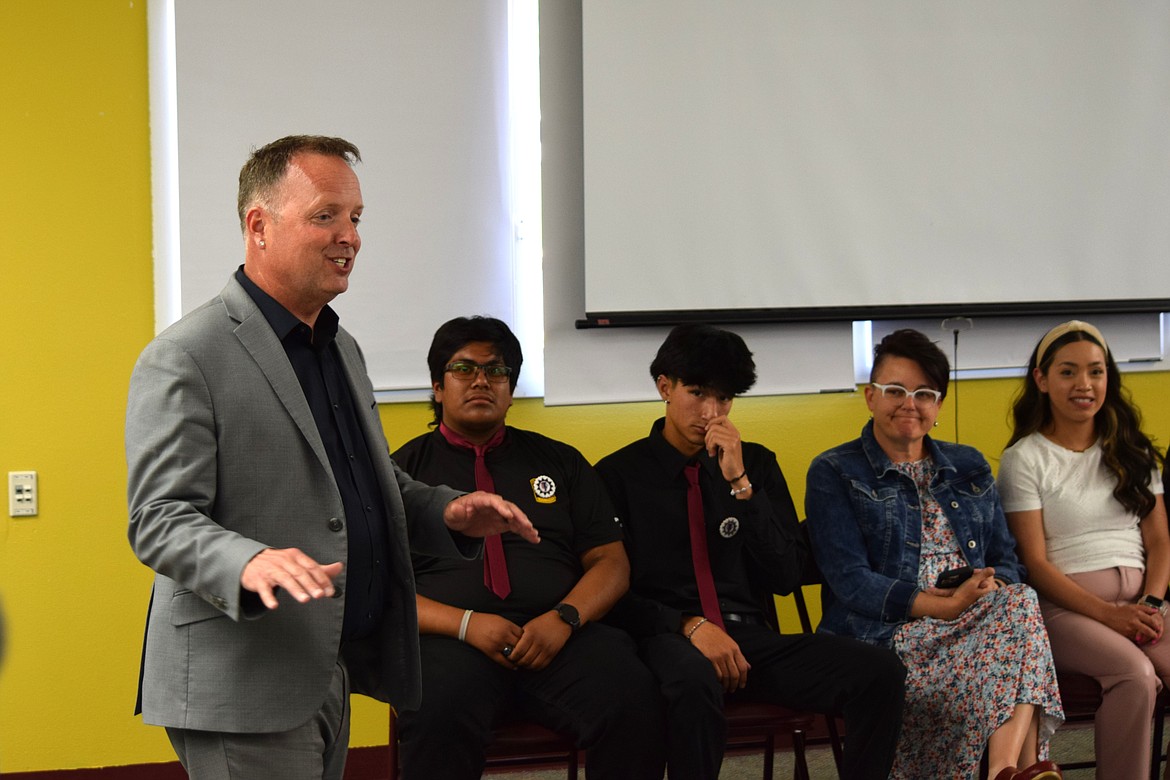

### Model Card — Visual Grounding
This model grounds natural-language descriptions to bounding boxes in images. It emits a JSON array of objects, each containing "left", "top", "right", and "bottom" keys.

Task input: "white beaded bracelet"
[
  {"left": 458, "top": 609, "right": 474, "bottom": 642},
  {"left": 730, "top": 482, "right": 752, "bottom": 497}
]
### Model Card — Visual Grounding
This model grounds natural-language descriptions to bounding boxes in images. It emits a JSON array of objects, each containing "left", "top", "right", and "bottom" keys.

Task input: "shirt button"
[
  {"left": 327, "top": 517, "right": 344, "bottom": 532},
  {"left": 967, "top": 540, "right": 977, "bottom": 549},
  {"left": 950, "top": 501, "right": 959, "bottom": 509},
  {"left": 332, "top": 586, "right": 345, "bottom": 599}
]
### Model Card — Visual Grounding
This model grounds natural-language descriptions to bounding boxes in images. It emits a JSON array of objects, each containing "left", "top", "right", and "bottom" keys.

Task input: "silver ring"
[{"left": 502, "top": 645, "right": 513, "bottom": 657}]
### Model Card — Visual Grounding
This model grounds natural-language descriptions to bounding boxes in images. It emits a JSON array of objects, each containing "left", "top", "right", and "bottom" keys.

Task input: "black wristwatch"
[
  {"left": 554, "top": 602, "right": 581, "bottom": 631},
  {"left": 1139, "top": 594, "right": 1168, "bottom": 616}
]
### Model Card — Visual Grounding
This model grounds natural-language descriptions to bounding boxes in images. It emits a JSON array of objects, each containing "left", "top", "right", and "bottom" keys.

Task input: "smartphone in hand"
[{"left": 935, "top": 565, "right": 973, "bottom": 589}]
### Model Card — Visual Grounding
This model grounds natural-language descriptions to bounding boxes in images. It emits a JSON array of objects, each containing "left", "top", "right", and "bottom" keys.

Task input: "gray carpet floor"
[{"left": 486, "top": 721, "right": 1169, "bottom": 779}]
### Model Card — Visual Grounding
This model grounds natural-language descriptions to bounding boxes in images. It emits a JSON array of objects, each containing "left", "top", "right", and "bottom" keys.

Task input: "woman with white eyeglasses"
[
  {"left": 999, "top": 320, "right": 1170, "bottom": 780},
  {"left": 806, "top": 328, "right": 1063, "bottom": 780}
]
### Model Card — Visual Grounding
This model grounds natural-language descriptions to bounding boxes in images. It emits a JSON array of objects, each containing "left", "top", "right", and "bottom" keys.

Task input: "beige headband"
[{"left": 1036, "top": 320, "right": 1109, "bottom": 364}]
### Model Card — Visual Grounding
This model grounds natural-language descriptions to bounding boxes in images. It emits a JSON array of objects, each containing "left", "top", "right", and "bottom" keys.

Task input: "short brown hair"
[{"left": 236, "top": 135, "right": 361, "bottom": 231}]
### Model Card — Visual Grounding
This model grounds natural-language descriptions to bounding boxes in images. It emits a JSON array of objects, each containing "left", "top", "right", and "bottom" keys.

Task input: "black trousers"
[
  {"left": 640, "top": 623, "right": 906, "bottom": 780},
  {"left": 398, "top": 621, "right": 665, "bottom": 780}
]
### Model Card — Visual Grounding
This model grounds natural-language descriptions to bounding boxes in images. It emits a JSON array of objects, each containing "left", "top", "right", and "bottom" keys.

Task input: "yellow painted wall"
[
  {"left": 0, "top": 0, "right": 160, "bottom": 772},
  {"left": 3, "top": 0, "right": 1170, "bottom": 773}
]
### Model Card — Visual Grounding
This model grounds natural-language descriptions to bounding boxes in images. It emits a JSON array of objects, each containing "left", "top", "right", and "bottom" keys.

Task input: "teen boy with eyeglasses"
[{"left": 390, "top": 316, "right": 665, "bottom": 780}]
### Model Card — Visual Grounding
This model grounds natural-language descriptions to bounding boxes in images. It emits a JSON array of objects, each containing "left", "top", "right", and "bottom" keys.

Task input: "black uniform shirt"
[
  {"left": 595, "top": 417, "right": 808, "bottom": 638},
  {"left": 392, "top": 426, "right": 622, "bottom": 625}
]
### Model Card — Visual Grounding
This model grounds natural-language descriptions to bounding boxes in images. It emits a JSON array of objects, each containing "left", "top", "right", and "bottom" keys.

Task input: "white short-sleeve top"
[{"left": 998, "top": 432, "right": 1161, "bottom": 575}]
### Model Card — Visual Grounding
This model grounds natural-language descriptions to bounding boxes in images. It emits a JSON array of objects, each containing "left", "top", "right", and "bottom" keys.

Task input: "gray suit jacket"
[{"left": 125, "top": 276, "right": 466, "bottom": 733}]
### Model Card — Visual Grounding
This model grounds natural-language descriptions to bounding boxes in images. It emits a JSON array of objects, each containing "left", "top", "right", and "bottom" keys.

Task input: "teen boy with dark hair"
[
  {"left": 391, "top": 316, "right": 665, "bottom": 780},
  {"left": 596, "top": 323, "right": 906, "bottom": 780}
]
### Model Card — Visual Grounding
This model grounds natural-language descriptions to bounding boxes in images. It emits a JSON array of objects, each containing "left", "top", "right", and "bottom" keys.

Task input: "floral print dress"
[{"left": 888, "top": 459, "right": 1063, "bottom": 780}]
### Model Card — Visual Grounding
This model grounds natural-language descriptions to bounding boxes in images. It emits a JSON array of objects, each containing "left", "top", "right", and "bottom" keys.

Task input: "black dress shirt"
[
  {"left": 236, "top": 267, "right": 390, "bottom": 640},
  {"left": 595, "top": 418, "right": 808, "bottom": 638}
]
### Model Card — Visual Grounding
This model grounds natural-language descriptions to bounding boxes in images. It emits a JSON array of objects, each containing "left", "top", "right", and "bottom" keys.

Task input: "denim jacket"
[{"left": 804, "top": 421, "right": 1024, "bottom": 646}]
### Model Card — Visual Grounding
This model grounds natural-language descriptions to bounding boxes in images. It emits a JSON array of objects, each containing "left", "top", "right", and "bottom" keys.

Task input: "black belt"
[{"left": 722, "top": 612, "right": 763, "bottom": 625}]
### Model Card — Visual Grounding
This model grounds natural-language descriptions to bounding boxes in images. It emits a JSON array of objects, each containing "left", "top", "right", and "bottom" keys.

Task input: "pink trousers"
[{"left": 1040, "top": 566, "right": 1170, "bottom": 780}]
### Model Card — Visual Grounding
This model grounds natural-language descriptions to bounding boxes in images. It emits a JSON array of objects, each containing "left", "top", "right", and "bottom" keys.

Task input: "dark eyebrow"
[{"left": 875, "top": 381, "right": 935, "bottom": 390}]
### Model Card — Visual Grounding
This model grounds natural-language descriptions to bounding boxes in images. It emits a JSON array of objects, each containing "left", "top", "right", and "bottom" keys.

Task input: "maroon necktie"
[
  {"left": 684, "top": 462, "right": 725, "bottom": 630},
  {"left": 439, "top": 423, "right": 510, "bottom": 599}
]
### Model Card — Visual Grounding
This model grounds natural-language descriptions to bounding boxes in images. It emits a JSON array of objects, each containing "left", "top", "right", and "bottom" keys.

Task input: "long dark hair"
[{"left": 1008, "top": 327, "right": 1162, "bottom": 517}]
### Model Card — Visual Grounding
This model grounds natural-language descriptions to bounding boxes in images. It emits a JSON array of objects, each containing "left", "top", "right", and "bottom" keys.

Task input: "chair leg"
[
  {"left": 762, "top": 734, "right": 774, "bottom": 780},
  {"left": 791, "top": 730, "right": 809, "bottom": 780},
  {"left": 825, "top": 714, "right": 844, "bottom": 772},
  {"left": 1153, "top": 699, "right": 1166, "bottom": 780},
  {"left": 388, "top": 709, "right": 401, "bottom": 780},
  {"left": 568, "top": 747, "right": 579, "bottom": 780}
]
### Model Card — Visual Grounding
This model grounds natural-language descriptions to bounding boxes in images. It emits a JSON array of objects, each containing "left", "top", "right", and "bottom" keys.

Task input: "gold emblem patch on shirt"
[{"left": 531, "top": 474, "right": 557, "bottom": 504}]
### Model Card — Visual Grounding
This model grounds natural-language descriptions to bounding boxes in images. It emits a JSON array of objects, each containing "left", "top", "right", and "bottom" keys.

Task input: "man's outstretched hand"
[
  {"left": 444, "top": 491, "right": 540, "bottom": 544},
  {"left": 241, "top": 547, "right": 344, "bottom": 610}
]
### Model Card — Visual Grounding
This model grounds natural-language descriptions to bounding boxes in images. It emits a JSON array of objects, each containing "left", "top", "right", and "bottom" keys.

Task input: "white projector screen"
[{"left": 581, "top": 1, "right": 1170, "bottom": 325}]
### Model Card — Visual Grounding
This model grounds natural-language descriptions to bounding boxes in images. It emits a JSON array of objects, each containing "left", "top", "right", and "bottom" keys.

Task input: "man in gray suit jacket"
[{"left": 125, "top": 135, "right": 537, "bottom": 780}]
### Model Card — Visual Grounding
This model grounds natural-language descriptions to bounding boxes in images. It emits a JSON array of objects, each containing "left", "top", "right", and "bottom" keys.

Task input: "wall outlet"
[{"left": 9, "top": 471, "right": 37, "bottom": 517}]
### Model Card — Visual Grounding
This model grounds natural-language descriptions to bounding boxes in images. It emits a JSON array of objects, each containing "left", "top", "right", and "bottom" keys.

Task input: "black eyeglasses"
[{"left": 445, "top": 361, "right": 513, "bottom": 383}]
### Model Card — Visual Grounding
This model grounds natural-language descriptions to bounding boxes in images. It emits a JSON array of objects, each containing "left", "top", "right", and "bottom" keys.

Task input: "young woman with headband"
[{"left": 999, "top": 320, "right": 1170, "bottom": 779}]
